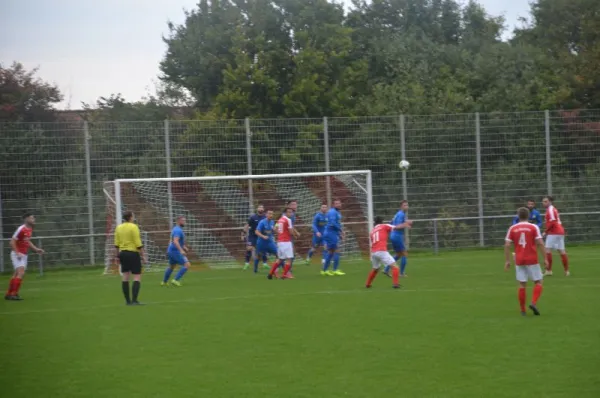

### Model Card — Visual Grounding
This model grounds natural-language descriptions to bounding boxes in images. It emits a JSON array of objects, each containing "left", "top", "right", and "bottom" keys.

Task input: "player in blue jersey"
[
  {"left": 242, "top": 205, "right": 269, "bottom": 271},
  {"left": 383, "top": 200, "right": 412, "bottom": 278},
  {"left": 305, "top": 204, "right": 328, "bottom": 265},
  {"left": 321, "top": 199, "right": 345, "bottom": 276},
  {"left": 512, "top": 200, "right": 543, "bottom": 228},
  {"left": 254, "top": 210, "right": 278, "bottom": 273},
  {"left": 162, "top": 216, "right": 191, "bottom": 286}
]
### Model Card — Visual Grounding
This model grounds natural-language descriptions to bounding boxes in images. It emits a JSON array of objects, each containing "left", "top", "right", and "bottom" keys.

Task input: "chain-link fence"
[{"left": 2, "top": 109, "right": 600, "bottom": 271}]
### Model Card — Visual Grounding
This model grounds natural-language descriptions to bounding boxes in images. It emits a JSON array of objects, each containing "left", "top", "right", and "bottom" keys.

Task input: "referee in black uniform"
[{"left": 114, "top": 211, "right": 146, "bottom": 305}]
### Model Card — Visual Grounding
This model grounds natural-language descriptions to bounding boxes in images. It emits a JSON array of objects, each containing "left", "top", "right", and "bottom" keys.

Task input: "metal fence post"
[
  {"left": 38, "top": 238, "right": 43, "bottom": 276},
  {"left": 164, "top": 119, "right": 174, "bottom": 226},
  {"left": 0, "top": 183, "right": 4, "bottom": 273},
  {"left": 245, "top": 118, "right": 254, "bottom": 212},
  {"left": 83, "top": 121, "right": 95, "bottom": 265},
  {"left": 545, "top": 110, "right": 552, "bottom": 195},
  {"left": 475, "top": 112, "right": 484, "bottom": 247},
  {"left": 433, "top": 219, "right": 439, "bottom": 254},
  {"left": 400, "top": 114, "right": 409, "bottom": 249},
  {"left": 323, "top": 117, "right": 332, "bottom": 207}
]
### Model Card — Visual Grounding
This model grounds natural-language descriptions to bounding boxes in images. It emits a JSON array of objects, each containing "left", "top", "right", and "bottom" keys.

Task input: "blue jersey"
[
  {"left": 512, "top": 209, "right": 542, "bottom": 228},
  {"left": 256, "top": 218, "right": 275, "bottom": 242},
  {"left": 325, "top": 208, "right": 342, "bottom": 235},
  {"left": 247, "top": 213, "right": 265, "bottom": 238},
  {"left": 390, "top": 210, "right": 406, "bottom": 239},
  {"left": 168, "top": 226, "right": 185, "bottom": 253},
  {"left": 312, "top": 212, "right": 327, "bottom": 235}
]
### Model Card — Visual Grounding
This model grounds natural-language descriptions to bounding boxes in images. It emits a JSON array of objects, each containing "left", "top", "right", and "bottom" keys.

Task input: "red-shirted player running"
[
  {"left": 542, "top": 196, "right": 569, "bottom": 276},
  {"left": 5, "top": 213, "right": 44, "bottom": 301},
  {"left": 505, "top": 207, "right": 548, "bottom": 316},
  {"left": 268, "top": 207, "right": 299, "bottom": 280},
  {"left": 366, "top": 216, "right": 413, "bottom": 289}
]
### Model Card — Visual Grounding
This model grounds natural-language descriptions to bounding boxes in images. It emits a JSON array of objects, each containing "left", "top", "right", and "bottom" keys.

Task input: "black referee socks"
[
  {"left": 122, "top": 281, "right": 131, "bottom": 304},
  {"left": 132, "top": 281, "right": 141, "bottom": 302}
]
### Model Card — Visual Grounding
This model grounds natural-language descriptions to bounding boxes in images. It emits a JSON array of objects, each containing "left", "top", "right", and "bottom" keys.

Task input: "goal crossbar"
[{"left": 114, "top": 170, "right": 373, "bottom": 183}]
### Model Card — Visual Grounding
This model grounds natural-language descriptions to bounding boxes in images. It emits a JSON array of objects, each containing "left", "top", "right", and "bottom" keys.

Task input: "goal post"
[{"left": 103, "top": 170, "right": 374, "bottom": 271}]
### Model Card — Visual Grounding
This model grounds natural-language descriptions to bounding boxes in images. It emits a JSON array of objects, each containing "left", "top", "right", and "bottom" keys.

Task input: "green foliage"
[{"left": 0, "top": 62, "right": 62, "bottom": 123}]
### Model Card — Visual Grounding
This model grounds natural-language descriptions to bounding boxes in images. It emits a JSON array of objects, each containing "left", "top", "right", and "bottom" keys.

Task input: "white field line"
[{"left": 1, "top": 283, "right": 598, "bottom": 316}]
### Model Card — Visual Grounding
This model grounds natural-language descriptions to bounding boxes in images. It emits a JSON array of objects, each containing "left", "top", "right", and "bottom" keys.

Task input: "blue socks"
[
  {"left": 253, "top": 257, "right": 259, "bottom": 273},
  {"left": 332, "top": 253, "right": 341, "bottom": 271},
  {"left": 262, "top": 254, "right": 267, "bottom": 263},
  {"left": 175, "top": 267, "right": 188, "bottom": 281},
  {"left": 244, "top": 250, "right": 252, "bottom": 263},
  {"left": 163, "top": 267, "right": 174, "bottom": 283},
  {"left": 385, "top": 256, "right": 408, "bottom": 275},
  {"left": 323, "top": 252, "right": 332, "bottom": 271},
  {"left": 400, "top": 256, "right": 407, "bottom": 275},
  {"left": 307, "top": 248, "right": 314, "bottom": 259}
]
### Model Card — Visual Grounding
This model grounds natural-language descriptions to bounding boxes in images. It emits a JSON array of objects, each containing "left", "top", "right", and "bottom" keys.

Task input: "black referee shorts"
[{"left": 119, "top": 251, "right": 142, "bottom": 275}]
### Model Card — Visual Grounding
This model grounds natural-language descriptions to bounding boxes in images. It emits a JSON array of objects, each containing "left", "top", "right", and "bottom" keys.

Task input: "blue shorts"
[
  {"left": 312, "top": 234, "right": 324, "bottom": 247},
  {"left": 323, "top": 233, "right": 339, "bottom": 251},
  {"left": 391, "top": 235, "right": 406, "bottom": 253},
  {"left": 247, "top": 235, "right": 258, "bottom": 247},
  {"left": 168, "top": 251, "right": 189, "bottom": 266},
  {"left": 256, "top": 240, "right": 277, "bottom": 256}
]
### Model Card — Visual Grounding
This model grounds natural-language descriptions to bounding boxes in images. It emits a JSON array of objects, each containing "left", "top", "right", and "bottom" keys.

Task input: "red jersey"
[
  {"left": 12, "top": 225, "right": 33, "bottom": 254},
  {"left": 506, "top": 222, "right": 542, "bottom": 266},
  {"left": 545, "top": 205, "right": 565, "bottom": 235},
  {"left": 370, "top": 224, "right": 394, "bottom": 252},
  {"left": 276, "top": 216, "right": 293, "bottom": 243}
]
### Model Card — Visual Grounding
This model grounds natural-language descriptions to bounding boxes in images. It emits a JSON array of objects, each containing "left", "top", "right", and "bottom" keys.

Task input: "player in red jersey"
[
  {"left": 366, "top": 216, "right": 413, "bottom": 289},
  {"left": 268, "top": 207, "right": 299, "bottom": 280},
  {"left": 542, "top": 196, "right": 569, "bottom": 276},
  {"left": 505, "top": 207, "right": 548, "bottom": 316},
  {"left": 5, "top": 213, "right": 44, "bottom": 301}
]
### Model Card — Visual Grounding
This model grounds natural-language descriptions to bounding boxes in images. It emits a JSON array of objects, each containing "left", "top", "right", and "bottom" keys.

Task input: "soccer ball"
[{"left": 399, "top": 160, "right": 410, "bottom": 170}]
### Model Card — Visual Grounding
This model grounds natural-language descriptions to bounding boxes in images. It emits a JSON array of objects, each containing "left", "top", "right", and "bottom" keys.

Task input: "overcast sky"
[{"left": 0, "top": 0, "right": 531, "bottom": 109}]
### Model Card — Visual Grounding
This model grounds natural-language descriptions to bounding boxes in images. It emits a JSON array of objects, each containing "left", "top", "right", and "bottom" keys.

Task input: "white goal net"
[{"left": 103, "top": 171, "right": 374, "bottom": 271}]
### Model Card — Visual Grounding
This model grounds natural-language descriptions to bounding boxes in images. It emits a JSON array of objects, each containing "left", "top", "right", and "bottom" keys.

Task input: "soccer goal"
[{"left": 103, "top": 170, "right": 374, "bottom": 272}]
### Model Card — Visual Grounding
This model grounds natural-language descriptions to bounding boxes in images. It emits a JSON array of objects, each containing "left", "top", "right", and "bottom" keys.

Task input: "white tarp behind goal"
[{"left": 103, "top": 171, "right": 373, "bottom": 270}]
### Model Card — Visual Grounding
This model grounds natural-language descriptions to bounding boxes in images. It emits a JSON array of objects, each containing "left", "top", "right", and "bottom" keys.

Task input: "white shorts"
[
  {"left": 11, "top": 251, "right": 28, "bottom": 270},
  {"left": 516, "top": 264, "right": 543, "bottom": 282},
  {"left": 371, "top": 251, "right": 396, "bottom": 269},
  {"left": 277, "top": 242, "right": 294, "bottom": 260},
  {"left": 545, "top": 235, "right": 565, "bottom": 251}
]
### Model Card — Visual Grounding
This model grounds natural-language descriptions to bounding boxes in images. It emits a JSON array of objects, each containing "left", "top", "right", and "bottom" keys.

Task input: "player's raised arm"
[
  {"left": 255, "top": 220, "right": 269, "bottom": 240},
  {"left": 241, "top": 221, "right": 250, "bottom": 241},
  {"left": 28, "top": 240, "right": 44, "bottom": 255},
  {"left": 504, "top": 229, "right": 514, "bottom": 271},
  {"left": 535, "top": 227, "right": 548, "bottom": 269},
  {"left": 312, "top": 213, "right": 321, "bottom": 236}
]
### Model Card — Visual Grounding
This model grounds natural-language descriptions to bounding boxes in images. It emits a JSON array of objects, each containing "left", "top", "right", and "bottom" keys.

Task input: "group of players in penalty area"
[{"left": 4, "top": 195, "right": 570, "bottom": 316}]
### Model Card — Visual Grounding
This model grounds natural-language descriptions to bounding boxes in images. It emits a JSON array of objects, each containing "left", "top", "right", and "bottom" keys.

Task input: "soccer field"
[{"left": 1, "top": 248, "right": 599, "bottom": 398}]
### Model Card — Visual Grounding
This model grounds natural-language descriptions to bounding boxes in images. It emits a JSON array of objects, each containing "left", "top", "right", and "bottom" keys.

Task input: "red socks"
[
  {"left": 269, "top": 261, "right": 280, "bottom": 276},
  {"left": 518, "top": 287, "right": 526, "bottom": 312},
  {"left": 545, "top": 253, "right": 553, "bottom": 271},
  {"left": 5, "top": 277, "right": 22, "bottom": 296},
  {"left": 282, "top": 263, "right": 291, "bottom": 276},
  {"left": 560, "top": 253, "right": 569, "bottom": 271},
  {"left": 532, "top": 284, "right": 543, "bottom": 305},
  {"left": 366, "top": 269, "right": 378, "bottom": 286},
  {"left": 392, "top": 266, "right": 400, "bottom": 286},
  {"left": 366, "top": 267, "right": 399, "bottom": 287}
]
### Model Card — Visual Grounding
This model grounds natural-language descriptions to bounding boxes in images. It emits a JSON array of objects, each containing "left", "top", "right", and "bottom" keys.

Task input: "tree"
[
  {"left": 514, "top": 0, "right": 600, "bottom": 108},
  {"left": 0, "top": 62, "right": 62, "bottom": 122}
]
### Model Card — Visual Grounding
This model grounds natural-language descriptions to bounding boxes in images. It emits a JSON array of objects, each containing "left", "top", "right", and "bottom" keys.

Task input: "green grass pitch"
[{"left": 1, "top": 248, "right": 599, "bottom": 398}]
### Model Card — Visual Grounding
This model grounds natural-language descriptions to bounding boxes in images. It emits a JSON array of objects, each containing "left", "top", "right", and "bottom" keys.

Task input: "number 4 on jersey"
[{"left": 519, "top": 232, "right": 527, "bottom": 248}]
